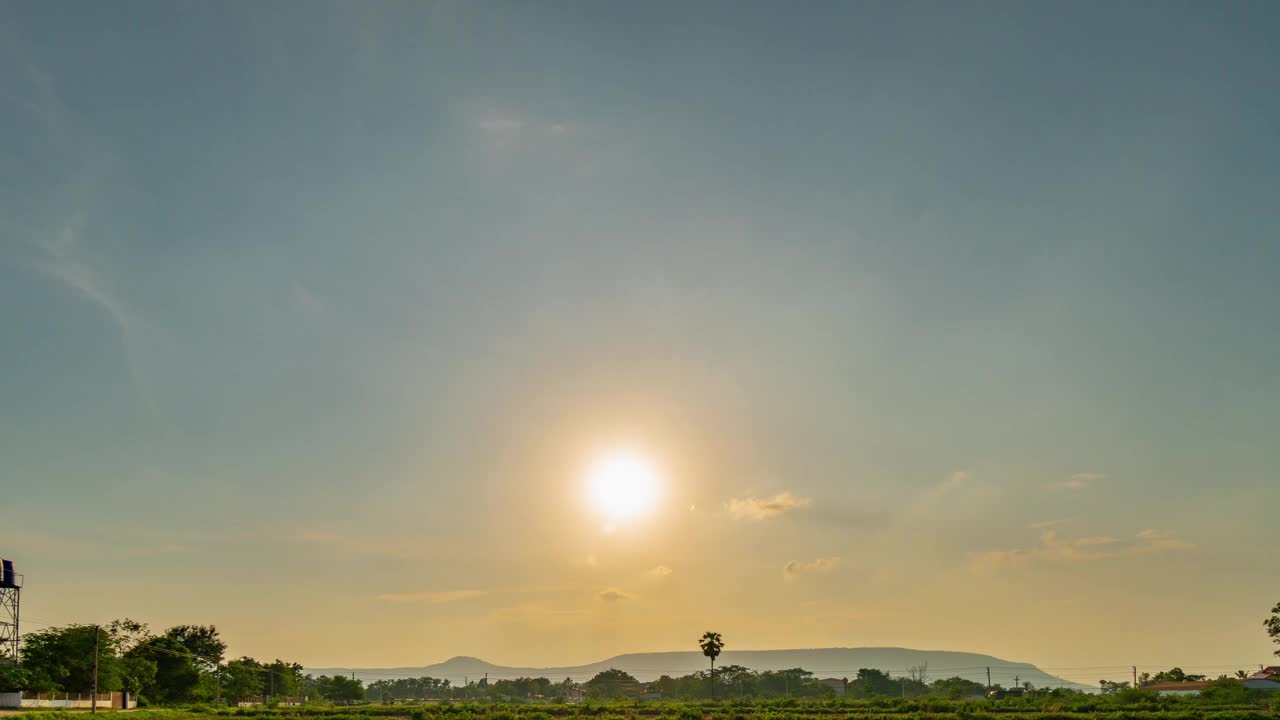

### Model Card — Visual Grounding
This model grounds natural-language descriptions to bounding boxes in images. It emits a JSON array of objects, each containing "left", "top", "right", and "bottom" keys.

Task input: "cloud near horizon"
[
  {"left": 726, "top": 492, "right": 811, "bottom": 520},
  {"left": 1058, "top": 472, "right": 1106, "bottom": 490},
  {"left": 1027, "top": 518, "right": 1070, "bottom": 529},
  {"left": 597, "top": 589, "right": 632, "bottom": 602},
  {"left": 376, "top": 590, "right": 487, "bottom": 604},
  {"left": 971, "top": 528, "right": 1195, "bottom": 572},
  {"left": 783, "top": 557, "right": 840, "bottom": 577}
]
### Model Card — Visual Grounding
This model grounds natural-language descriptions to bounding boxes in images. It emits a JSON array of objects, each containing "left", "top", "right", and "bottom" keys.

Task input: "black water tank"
[{"left": 0, "top": 559, "right": 14, "bottom": 588}]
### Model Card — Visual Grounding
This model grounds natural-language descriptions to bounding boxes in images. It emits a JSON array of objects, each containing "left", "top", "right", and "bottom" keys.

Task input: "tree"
[
  {"left": 263, "top": 659, "right": 303, "bottom": 699},
  {"left": 1144, "top": 667, "right": 1206, "bottom": 684},
  {"left": 163, "top": 625, "right": 225, "bottom": 669},
  {"left": 584, "top": 668, "right": 641, "bottom": 699},
  {"left": 714, "top": 665, "right": 755, "bottom": 697},
  {"left": 699, "top": 631, "right": 723, "bottom": 699},
  {"left": 930, "top": 676, "right": 986, "bottom": 699},
  {"left": 20, "top": 624, "right": 121, "bottom": 692},
  {"left": 848, "top": 668, "right": 898, "bottom": 698},
  {"left": 130, "top": 635, "right": 203, "bottom": 703},
  {"left": 117, "top": 655, "right": 158, "bottom": 696},
  {"left": 0, "top": 663, "right": 30, "bottom": 693},
  {"left": 222, "top": 657, "right": 265, "bottom": 703},
  {"left": 755, "top": 668, "right": 819, "bottom": 698},
  {"left": 1266, "top": 602, "right": 1280, "bottom": 657},
  {"left": 319, "top": 674, "right": 364, "bottom": 702}
]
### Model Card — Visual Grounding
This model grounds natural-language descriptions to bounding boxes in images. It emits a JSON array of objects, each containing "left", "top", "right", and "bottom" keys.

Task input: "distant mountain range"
[{"left": 308, "top": 647, "right": 1094, "bottom": 691}]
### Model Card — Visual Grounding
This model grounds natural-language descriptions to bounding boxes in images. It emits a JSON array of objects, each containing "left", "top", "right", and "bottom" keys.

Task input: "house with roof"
[
  {"left": 1141, "top": 681, "right": 1213, "bottom": 696},
  {"left": 1243, "top": 667, "right": 1280, "bottom": 691}
]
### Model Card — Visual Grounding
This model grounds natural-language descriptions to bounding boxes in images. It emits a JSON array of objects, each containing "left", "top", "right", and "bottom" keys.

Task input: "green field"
[{"left": 9, "top": 696, "right": 1280, "bottom": 720}]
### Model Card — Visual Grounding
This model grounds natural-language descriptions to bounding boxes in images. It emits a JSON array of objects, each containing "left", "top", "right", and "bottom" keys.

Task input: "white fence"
[{"left": 0, "top": 691, "right": 137, "bottom": 709}]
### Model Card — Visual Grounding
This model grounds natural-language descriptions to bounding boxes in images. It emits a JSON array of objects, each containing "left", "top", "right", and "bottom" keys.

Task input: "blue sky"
[{"left": 2, "top": 1, "right": 1278, "bottom": 677}]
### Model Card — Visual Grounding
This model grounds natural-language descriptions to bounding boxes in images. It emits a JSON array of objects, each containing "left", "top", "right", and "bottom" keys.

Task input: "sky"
[{"left": 2, "top": 0, "right": 1278, "bottom": 685}]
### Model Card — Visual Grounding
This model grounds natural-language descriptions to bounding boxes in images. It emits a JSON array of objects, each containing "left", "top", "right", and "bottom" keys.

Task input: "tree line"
[
  {"left": 0, "top": 619, "right": 364, "bottom": 705},
  {"left": 365, "top": 667, "right": 993, "bottom": 702}
]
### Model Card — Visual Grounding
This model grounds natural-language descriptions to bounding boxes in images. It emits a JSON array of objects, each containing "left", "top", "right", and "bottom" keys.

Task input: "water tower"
[{"left": 0, "top": 558, "right": 21, "bottom": 663}]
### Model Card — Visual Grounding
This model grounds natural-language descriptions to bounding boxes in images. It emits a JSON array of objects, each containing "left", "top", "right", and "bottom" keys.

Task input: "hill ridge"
[{"left": 307, "top": 646, "right": 1093, "bottom": 691}]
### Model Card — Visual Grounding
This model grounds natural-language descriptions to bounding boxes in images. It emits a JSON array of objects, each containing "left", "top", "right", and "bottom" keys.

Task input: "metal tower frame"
[{"left": 0, "top": 575, "right": 20, "bottom": 663}]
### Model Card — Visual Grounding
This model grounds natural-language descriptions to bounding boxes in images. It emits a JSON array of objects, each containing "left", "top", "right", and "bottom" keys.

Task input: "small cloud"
[
  {"left": 476, "top": 115, "right": 525, "bottom": 132},
  {"left": 1027, "top": 518, "right": 1070, "bottom": 529},
  {"left": 783, "top": 557, "right": 840, "bottom": 577},
  {"left": 726, "top": 492, "right": 811, "bottom": 520},
  {"left": 1134, "top": 529, "right": 1197, "bottom": 553},
  {"left": 1073, "top": 535, "right": 1121, "bottom": 547},
  {"left": 597, "top": 589, "right": 631, "bottom": 602},
  {"left": 972, "top": 526, "right": 1195, "bottom": 573},
  {"left": 290, "top": 281, "right": 324, "bottom": 313},
  {"left": 1058, "top": 472, "right": 1106, "bottom": 490},
  {"left": 941, "top": 471, "right": 969, "bottom": 490},
  {"left": 376, "top": 590, "right": 487, "bottom": 604},
  {"left": 649, "top": 565, "right": 672, "bottom": 577}
]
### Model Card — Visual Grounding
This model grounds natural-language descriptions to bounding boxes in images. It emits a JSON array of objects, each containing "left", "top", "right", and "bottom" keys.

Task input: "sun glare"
[{"left": 586, "top": 452, "right": 660, "bottom": 521}]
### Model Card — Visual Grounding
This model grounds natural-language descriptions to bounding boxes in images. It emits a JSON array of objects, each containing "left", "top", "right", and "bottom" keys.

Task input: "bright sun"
[{"left": 586, "top": 452, "right": 660, "bottom": 521}]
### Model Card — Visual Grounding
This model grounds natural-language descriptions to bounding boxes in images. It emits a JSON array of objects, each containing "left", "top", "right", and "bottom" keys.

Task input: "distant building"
[
  {"left": 817, "top": 678, "right": 848, "bottom": 698},
  {"left": 1242, "top": 679, "right": 1280, "bottom": 691},
  {"left": 1240, "top": 669, "right": 1280, "bottom": 692}
]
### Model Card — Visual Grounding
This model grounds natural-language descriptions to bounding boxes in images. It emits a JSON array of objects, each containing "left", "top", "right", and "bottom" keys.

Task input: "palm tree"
[{"left": 699, "top": 631, "right": 724, "bottom": 699}]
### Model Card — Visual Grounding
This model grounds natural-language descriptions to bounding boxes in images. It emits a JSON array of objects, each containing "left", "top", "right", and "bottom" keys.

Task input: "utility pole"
[
  {"left": 1132, "top": 667, "right": 1137, "bottom": 687},
  {"left": 92, "top": 625, "right": 99, "bottom": 714},
  {"left": 901, "top": 677, "right": 906, "bottom": 697},
  {"left": 217, "top": 664, "right": 222, "bottom": 706},
  {"left": 986, "top": 667, "right": 991, "bottom": 690}
]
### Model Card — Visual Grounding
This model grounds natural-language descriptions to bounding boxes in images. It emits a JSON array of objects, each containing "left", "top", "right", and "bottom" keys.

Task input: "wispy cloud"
[
  {"left": 491, "top": 605, "right": 592, "bottom": 627},
  {"left": 1058, "top": 472, "right": 1106, "bottom": 490},
  {"left": 726, "top": 492, "right": 811, "bottom": 520},
  {"left": 7, "top": 38, "right": 166, "bottom": 426},
  {"left": 280, "top": 528, "right": 439, "bottom": 559},
  {"left": 376, "top": 590, "right": 487, "bottom": 604},
  {"left": 25, "top": 213, "right": 167, "bottom": 423},
  {"left": 476, "top": 114, "right": 525, "bottom": 133},
  {"left": 971, "top": 528, "right": 1195, "bottom": 572},
  {"left": 940, "top": 471, "right": 969, "bottom": 491},
  {"left": 783, "top": 557, "right": 840, "bottom": 577},
  {"left": 470, "top": 107, "right": 572, "bottom": 141},
  {"left": 290, "top": 281, "right": 325, "bottom": 313},
  {"left": 649, "top": 565, "right": 672, "bottom": 577},
  {"left": 597, "top": 588, "right": 632, "bottom": 602},
  {"left": 1028, "top": 518, "right": 1070, "bottom": 529}
]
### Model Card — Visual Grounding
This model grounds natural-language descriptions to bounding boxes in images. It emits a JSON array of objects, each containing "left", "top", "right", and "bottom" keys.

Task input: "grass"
[{"left": 7, "top": 699, "right": 1279, "bottom": 720}]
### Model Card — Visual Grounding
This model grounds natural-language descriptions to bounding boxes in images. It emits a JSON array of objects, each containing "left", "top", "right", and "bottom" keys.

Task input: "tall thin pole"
[
  {"left": 92, "top": 626, "right": 99, "bottom": 714},
  {"left": 217, "top": 664, "right": 222, "bottom": 706},
  {"left": 1132, "top": 667, "right": 1137, "bottom": 687},
  {"left": 986, "top": 667, "right": 991, "bottom": 691}
]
